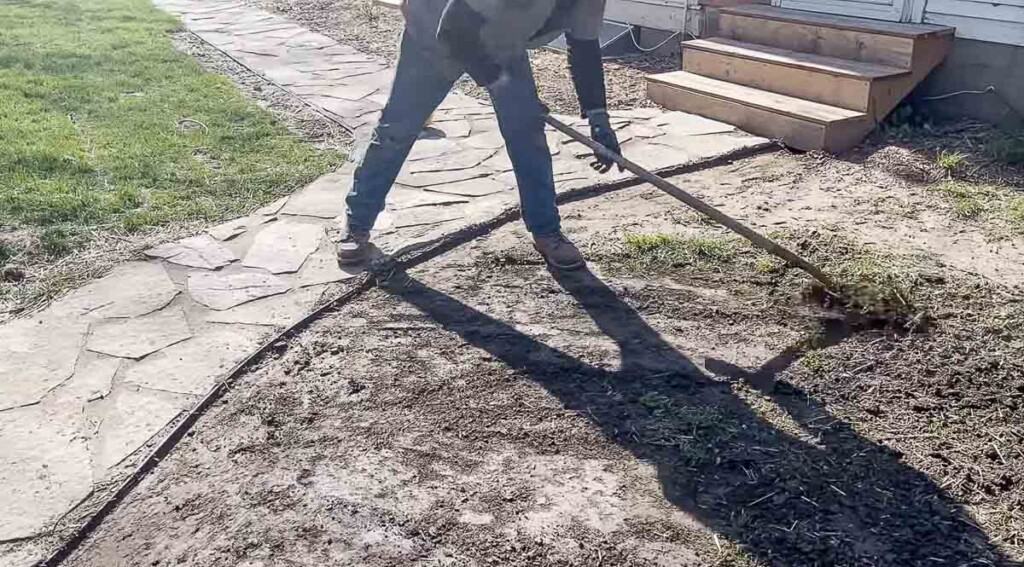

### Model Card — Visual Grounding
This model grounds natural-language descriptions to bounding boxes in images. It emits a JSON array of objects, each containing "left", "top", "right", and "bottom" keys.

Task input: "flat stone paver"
[
  {"left": 0, "top": 0, "right": 769, "bottom": 558},
  {"left": 0, "top": 403, "right": 93, "bottom": 541},
  {"left": 49, "top": 262, "right": 179, "bottom": 319},
  {"left": 242, "top": 222, "right": 324, "bottom": 274},
  {"left": 144, "top": 234, "right": 238, "bottom": 269},
  {"left": 86, "top": 385, "right": 192, "bottom": 475},
  {"left": 204, "top": 285, "right": 324, "bottom": 326},
  {"left": 122, "top": 324, "right": 268, "bottom": 395},
  {"left": 0, "top": 315, "right": 88, "bottom": 411},
  {"left": 86, "top": 307, "right": 193, "bottom": 359},
  {"left": 187, "top": 269, "right": 291, "bottom": 310}
]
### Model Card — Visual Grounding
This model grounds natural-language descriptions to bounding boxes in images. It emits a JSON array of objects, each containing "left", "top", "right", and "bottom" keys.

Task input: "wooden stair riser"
[
  {"left": 715, "top": 12, "right": 916, "bottom": 68},
  {"left": 647, "top": 79, "right": 874, "bottom": 153},
  {"left": 682, "top": 47, "right": 874, "bottom": 111},
  {"left": 866, "top": 34, "right": 955, "bottom": 121}
]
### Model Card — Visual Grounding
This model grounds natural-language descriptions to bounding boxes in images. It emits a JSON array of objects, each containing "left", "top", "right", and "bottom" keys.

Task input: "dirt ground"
[
  {"left": 245, "top": 0, "right": 679, "bottom": 115},
  {"left": 64, "top": 147, "right": 1023, "bottom": 565}
]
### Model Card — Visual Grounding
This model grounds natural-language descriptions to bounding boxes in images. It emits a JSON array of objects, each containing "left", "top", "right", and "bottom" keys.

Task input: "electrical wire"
[
  {"left": 921, "top": 86, "right": 996, "bottom": 101},
  {"left": 628, "top": 26, "right": 681, "bottom": 53}
]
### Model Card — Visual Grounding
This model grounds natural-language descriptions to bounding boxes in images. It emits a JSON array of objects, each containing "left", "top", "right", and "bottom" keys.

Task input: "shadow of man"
[{"left": 380, "top": 266, "right": 1010, "bottom": 566}]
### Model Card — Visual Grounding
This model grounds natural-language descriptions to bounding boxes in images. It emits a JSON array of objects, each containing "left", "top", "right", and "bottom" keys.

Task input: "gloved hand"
[{"left": 587, "top": 109, "right": 622, "bottom": 174}]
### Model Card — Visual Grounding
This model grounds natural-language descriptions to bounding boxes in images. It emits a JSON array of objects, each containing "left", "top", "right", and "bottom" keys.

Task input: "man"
[{"left": 339, "top": 0, "right": 621, "bottom": 270}]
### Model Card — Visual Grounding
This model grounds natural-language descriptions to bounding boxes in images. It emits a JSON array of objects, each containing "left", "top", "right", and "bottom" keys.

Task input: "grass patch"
[
  {"left": 621, "top": 233, "right": 737, "bottom": 271},
  {"left": 1007, "top": 198, "right": 1024, "bottom": 233},
  {"left": 933, "top": 180, "right": 991, "bottom": 219},
  {"left": 0, "top": 0, "right": 343, "bottom": 264},
  {"left": 936, "top": 149, "right": 967, "bottom": 176}
]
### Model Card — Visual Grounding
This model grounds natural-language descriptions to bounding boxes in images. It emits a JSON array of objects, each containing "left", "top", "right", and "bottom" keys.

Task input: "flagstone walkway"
[{"left": 0, "top": 0, "right": 769, "bottom": 561}]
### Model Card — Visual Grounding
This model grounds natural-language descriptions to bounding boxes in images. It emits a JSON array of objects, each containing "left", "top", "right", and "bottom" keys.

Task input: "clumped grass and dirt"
[{"left": 0, "top": 0, "right": 344, "bottom": 318}]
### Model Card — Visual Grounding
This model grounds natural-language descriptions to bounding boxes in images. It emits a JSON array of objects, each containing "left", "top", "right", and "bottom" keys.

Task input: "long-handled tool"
[{"left": 544, "top": 113, "right": 841, "bottom": 296}]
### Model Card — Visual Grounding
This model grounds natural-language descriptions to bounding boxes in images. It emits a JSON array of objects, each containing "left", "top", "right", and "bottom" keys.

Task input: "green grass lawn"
[{"left": 0, "top": 0, "right": 344, "bottom": 265}]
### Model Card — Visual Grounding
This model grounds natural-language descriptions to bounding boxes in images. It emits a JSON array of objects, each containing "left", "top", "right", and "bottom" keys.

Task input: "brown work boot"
[
  {"left": 337, "top": 228, "right": 371, "bottom": 265},
  {"left": 533, "top": 232, "right": 585, "bottom": 271}
]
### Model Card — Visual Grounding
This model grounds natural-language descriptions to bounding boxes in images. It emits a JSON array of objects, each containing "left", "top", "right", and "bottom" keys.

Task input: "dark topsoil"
[{"left": 66, "top": 182, "right": 1023, "bottom": 566}]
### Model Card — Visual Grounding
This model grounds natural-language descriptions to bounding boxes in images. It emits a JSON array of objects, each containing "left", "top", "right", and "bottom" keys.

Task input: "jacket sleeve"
[
  {"left": 566, "top": 0, "right": 608, "bottom": 117},
  {"left": 436, "top": 0, "right": 503, "bottom": 86}
]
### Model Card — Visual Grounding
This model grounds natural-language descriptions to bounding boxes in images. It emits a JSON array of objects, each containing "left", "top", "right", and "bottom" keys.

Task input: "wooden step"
[
  {"left": 682, "top": 38, "right": 908, "bottom": 111},
  {"left": 646, "top": 71, "right": 872, "bottom": 153},
  {"left": 714, "top": 5, "right": 953, "bottom": 67}
]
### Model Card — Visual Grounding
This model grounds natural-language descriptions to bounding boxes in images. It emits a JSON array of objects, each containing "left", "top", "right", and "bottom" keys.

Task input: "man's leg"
[
  {"left": 488, "top": 53, "right": 584, "bottom": 270},
  {"left": 487, "top": 53, "right": 560, "bottom": 237},
  {"left": 342, "top": 33, "right": 457, "bottom": 257}
]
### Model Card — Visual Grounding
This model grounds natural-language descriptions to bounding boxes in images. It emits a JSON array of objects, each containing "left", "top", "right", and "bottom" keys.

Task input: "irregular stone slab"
[
  {"left": 464, "top": 130, "right": 505, "bottom": 151},
  {"left": 187, "top": 270, "right": 290, "bottom": 310},
  {"left": 122, "top": 324, "right": 268, "bottom": 395},
  {"left": 430, "top": 118, "right": 471, "bottom": 139},
  {"left": 425, "top": 177, "right": 510, "bottom": 197},
  {"left": 620, "top": 123, "right": 665, "bottom": 139},
  {"left": 205, "top": 285, "right": 325, "bottom": 326},
  {"left": 254, "top": 196, "right": 289, "bottom": 217},
  {"left": 612, "top": 108, "right": 662, "bottom": 120},
  {"left": 653, "top": 112, "right": 736, "bottom": 135},
  {"left": 407, "top": 148, "right": 496, "bottom": 174},
  {"left": 396, "top": 168, "right": 489, "bottom": 188},
  {"left": 145, "top": 234, "right": 238, "bottom": 269},
  {"left": 87, "top": 384, "right": 192, "bottom": 474},
  {"left": 297, "top": 252, "right": 362, "bottom": 288},
  {"left": 0, "top": 404, "right": 92, "bottom": 540},
  {"left": 242, "top": 222, "right": 324, "bottom": 274},
  {"left": 87, "top": 307, "right": 193, "bottom": 359},
  {"left": 388, "top": 187, "right": 470, "bottom": 209},
  {"left": 48, "top": 355, "right": 121, "bottom": 407},
  {"left": 50, "top": 262, "right": 179, "bottom": 319},
  {"left": 0, "top": 316, "right": 88, "bottom": 411},
  {"left": 407, "top": 138, "right": 460, "bottom": 162},
  {"left": 618, "top": 139, "right": 694, "bottom": 171},
  {"left": 281, "top": 172, "right": 349, "bottom": 218},
  {"left": 207, "top": 217, "right": 248, "bottom": 241},
  {"left": 480, "top": 149, "right": 514, "bottom": 173},
  {"left": 392, "top": 208, "right": 464, "bottom": 229},
  {"left": 303, "top": 82, "right": 379, "bottom": 101}
]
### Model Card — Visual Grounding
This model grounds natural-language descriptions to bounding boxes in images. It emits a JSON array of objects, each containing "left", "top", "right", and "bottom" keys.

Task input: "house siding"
[{"left": 922, "top": 0, "right": 1024, "bottom": 46}]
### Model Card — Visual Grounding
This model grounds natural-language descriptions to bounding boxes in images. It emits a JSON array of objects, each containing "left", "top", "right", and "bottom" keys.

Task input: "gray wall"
[{"left": 917, "top": 37, "right": 1024, "bottom": 128}]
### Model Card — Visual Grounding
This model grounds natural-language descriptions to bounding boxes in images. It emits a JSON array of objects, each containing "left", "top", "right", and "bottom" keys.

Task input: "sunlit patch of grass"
[
  {"left": 622, "top": 233, "right": 737, "bottom": 271},
  {"left": 935, "top": 149, "right": 967, "bottom": 176},
  {"left": 0, "top": 0, "right": 343, "bottom": 263},
  {"left": 933, "top": 181, "right": 991, "bottom": 219}
]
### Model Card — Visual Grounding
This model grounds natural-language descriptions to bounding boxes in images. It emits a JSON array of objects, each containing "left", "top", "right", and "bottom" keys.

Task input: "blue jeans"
[{"left": 345, "top": 33, "right": 561, "bottom": 236}]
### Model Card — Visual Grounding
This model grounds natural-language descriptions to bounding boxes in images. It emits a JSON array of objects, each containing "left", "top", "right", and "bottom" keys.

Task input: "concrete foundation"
[{"left": 917, "top": 37, "right": 1024, "bottom": 128}]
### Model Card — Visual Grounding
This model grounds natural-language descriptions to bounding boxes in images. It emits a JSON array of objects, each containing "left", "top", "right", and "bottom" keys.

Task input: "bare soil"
[
  {"left": 244, "top": 0, "right": 679, "bottom": 115},
  {"left": 65, "top": 151, "right": 1023, "bottom": 565}
]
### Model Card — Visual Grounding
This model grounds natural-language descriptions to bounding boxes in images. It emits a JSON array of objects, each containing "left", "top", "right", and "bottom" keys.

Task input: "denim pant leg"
[
  {"left": 487, "top": 54, "right": 561, "bottom": 237},
  {"left": 345, "top": 34, "right": 458, "bottom": 232}
]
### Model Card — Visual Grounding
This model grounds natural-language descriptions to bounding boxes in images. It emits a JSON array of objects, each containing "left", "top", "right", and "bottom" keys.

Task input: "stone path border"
[{"left": 0, "top": 2, "right": 770, "bottom": 564}]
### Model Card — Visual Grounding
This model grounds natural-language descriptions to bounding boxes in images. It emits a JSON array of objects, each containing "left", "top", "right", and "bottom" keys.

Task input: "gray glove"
[{"left": 587, "top": 109, "right": 622, "bottom": 174}]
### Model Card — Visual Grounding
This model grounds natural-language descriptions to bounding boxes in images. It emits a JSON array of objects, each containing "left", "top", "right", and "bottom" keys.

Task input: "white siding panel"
[
  {"left": 926, "top": 0, "right": 1024, "bottom": 21},
  {"left": 923, "top": 11, "right": 1024, "bottom": 44},
  {"left": 605, "top": 0, "right": 690, "bottom": 30}
]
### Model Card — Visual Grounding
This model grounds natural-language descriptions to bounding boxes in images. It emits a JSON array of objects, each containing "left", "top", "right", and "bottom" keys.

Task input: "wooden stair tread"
[
  {"left": 684, "top": 38, "right": 909, "bottom": 79},
  {"left": 718, "top": 5, "right": 954, "bottom": 38},
  {"left": 647, "top": 71, "right": 865, "bottom": 124}
]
